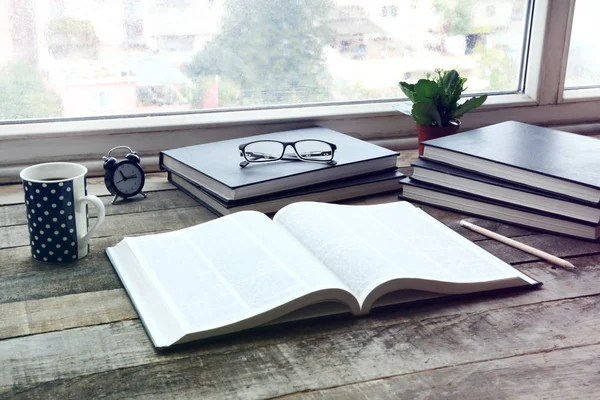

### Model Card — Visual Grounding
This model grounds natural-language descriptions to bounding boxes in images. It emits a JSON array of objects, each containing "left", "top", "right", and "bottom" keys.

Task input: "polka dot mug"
[{"left": 20, "top": 162, "right": 106, "bottom": 264}]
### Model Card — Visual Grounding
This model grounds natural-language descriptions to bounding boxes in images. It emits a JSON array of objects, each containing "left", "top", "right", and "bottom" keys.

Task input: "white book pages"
[
  {"left": 274, "top": 201, "right": 536, "bottom": 309},
  {"left": 124, "top": 211, "right": 357, "bottom": 335}
]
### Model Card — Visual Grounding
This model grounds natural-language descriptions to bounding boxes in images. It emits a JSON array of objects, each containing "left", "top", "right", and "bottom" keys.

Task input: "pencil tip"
[{"left": 564, "top": 261, "right": 576, "bottom": 270}]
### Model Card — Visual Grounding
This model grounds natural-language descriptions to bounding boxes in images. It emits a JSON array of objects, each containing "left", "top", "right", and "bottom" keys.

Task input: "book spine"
[
  {"left": 399, "top": 194, "right": 597, "bottom": 241},
  {"left": 158, "top": 152, "right": 167, "bottom": 171},
  {"left": 167, "top": 172, "right": 225, "bottom": 217}
]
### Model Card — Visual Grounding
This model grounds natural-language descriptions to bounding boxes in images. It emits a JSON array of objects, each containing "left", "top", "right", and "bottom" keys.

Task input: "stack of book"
[
  {"left": 400, "top": 121, "right": 600, "bottom": 240},
  {"left": 160, "top": 127, "right": 403, "bottom": 215}
]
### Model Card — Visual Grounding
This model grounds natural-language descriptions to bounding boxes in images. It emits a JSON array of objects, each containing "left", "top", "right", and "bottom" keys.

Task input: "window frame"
[{"left": 1, "top": 0, "right": 598, "bottom": 183}]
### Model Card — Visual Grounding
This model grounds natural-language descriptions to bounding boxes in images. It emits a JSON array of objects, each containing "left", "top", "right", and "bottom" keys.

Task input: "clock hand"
[{"left": 119, "top": 171, "right": 128, "bottom": 181}]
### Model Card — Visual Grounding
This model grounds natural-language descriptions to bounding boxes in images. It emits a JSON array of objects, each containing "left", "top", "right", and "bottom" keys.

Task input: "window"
[
  {"left": 0, "top": 0, "right": 599, "bottom": 182},
  {"left": 0, "top": 0, "right": 530, "bottom": 122},
  {"left": 381, "top": 6, "right": 398, "bottom": 18},
  {"left": 564, "top": 0, "right": 600, "bottom": 89}
]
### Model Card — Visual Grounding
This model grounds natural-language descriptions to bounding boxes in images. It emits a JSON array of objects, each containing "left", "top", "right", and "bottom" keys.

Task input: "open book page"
[
  {"left": 273, "top": 201, "right": 537, "bottom": 311},
  {"left": 122, "top": 211, "right": 359, "bottom": 343}
]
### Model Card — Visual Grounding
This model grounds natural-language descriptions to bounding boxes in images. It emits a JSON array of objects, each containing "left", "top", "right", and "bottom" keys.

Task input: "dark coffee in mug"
[
  {"left": 20, "top": 162, "right": 106, "bottom": 264},
  {"left": 39, "top": 177, "right": 71, "bottom": 181}
]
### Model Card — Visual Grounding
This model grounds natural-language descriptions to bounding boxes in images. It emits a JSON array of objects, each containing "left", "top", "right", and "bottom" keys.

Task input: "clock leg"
[
  {"left": 140, "top": 191, "right": 147, "bottom": 198},
  {"left": 112, "top": 195, "right": 120, "bottom": 205}
]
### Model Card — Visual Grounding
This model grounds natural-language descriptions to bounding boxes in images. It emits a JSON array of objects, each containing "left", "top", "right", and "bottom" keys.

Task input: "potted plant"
[{"left": 395, "top": 69, "right": 487, "bottom": 155}]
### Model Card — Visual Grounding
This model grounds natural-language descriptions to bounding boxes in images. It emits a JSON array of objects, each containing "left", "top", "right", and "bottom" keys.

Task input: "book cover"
[
  {"left": 169, "top": 169, "right": 404, "bottom": 215},
  {"left": 400, "top": 178, "right": 600, "bottom": 240},
  {"left": 421, "top": 121, "right": 600, "bottom": 203},
  {"left": 160, "top": 126, "right": 399, "bottom": 200},
  {"left": 411, "top": 159, "right": 600, "bottom": 223}
]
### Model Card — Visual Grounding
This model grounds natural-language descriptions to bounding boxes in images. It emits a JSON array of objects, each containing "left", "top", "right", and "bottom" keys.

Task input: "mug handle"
[{"left": 78, "top": 195, "right": 106, "bottom": 246}]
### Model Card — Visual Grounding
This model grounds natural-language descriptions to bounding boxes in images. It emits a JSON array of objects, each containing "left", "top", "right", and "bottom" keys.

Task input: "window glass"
[
  {"left": 564, "top": 0, "right": 600, "bottom": 89},
  {"left": 0, "top": 0, "right": 530, "bottom": 122}
]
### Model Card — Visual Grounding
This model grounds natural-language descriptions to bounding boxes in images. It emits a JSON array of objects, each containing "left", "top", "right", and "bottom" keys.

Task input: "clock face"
[{"left": 111, "top": 162, "right": 144, "bottom": 196}]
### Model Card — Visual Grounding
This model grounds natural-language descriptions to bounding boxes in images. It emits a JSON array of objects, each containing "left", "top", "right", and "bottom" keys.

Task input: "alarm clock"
[{"left": 103, "top": 146, "right": 147, "bottom": 204}]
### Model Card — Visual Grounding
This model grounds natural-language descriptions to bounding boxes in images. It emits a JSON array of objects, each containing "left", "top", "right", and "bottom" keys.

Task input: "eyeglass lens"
[
  {"left": 243, "top": 141, "right": 285, "bottom": 162},
  {"left": 242, "top": 140, "right": 334, "bottom": 163},
  {"left": 294, "top": 140, "right": 334, "bottom": 161}
]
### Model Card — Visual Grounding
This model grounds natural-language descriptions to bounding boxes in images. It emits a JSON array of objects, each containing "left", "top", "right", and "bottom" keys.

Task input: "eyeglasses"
[{"left": 238, "top": 139, "right": 337, "bottom": 168}]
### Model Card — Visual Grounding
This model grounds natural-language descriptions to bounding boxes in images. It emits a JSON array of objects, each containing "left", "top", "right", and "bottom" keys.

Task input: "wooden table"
[{"left": 2, "top": 152, "right": 600, "bottom": 399}]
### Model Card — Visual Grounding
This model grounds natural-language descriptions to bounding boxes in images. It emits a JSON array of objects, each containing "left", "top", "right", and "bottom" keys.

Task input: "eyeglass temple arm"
[
  {"left": 296, "top": 150, "right": 334, "bottom": 157},
  {"left": 242, "top": 151, "right": 280, "bottom": 160},
  {"left": 239, "top": 150, "right": 283, "bottom": 168}
]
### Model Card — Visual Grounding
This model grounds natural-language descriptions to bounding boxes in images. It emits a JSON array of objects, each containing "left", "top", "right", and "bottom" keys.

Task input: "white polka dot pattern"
[{"left": 23, "top": 179, "right": 78, "bottom": 263}]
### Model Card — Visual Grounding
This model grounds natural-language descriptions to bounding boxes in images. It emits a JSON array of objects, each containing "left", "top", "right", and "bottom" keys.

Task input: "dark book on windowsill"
[
  {"left": 168, "top": 169, "right": 404, "bottom": 216},
  {"left": 411, "top": 159, "right": 600, "bottom": 224},
  {"left": 421, "top": 121, "right": 600, "bottom": 205},
  {"left": 400, "top": 178, "right": 600, "bottom": 240},
  {"left": 159, "top": 127, "right": 399, "bottom": 201}
]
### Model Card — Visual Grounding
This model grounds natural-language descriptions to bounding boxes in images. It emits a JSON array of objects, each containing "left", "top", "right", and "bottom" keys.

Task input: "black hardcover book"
[
  {"left": 160, "top": 127, "right": 398, "bottom": 201},
  {"left": 411, "top": 159, "right": 600, "bottom": 224},
  {"left": 169, "top": 169, "right": 404, "bottom": 216},
  {"left": 399, "top": 178, "right": 600, "bottom": 240},
  {"left": 421, "top": 121, "right": 600, "bottom": 204}
]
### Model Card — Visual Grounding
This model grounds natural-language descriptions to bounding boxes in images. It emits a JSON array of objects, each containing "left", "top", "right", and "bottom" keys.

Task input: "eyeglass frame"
[{"left": 238, "top": 139, "right": 338, "bottom": 168}]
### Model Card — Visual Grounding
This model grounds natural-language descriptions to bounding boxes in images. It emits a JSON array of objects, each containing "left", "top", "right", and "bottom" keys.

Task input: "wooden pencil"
[{"left": 460, "top": 220, "right": 576, "bottom": 271}]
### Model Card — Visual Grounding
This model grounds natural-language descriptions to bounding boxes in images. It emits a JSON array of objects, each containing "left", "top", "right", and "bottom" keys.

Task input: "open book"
[{"left": 106, "top": 201, "right": 540, "bottom": 348}]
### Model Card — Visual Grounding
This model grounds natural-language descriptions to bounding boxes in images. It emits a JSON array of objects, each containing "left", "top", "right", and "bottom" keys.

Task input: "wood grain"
[
  {"left": 1, "top": 253, "right": 600, "bottom": 342},
  {"left": 1, "top": 233, "right": 596, "bottom": 308},
  {"left": 0, "top": 188, "right": 201, "bottom": 227},
  {"left": 2, "top": 295, "right": 599, "bottom": 398},
  {"left": 278, "top": 344, "right": 600, "bottom": 400},
  {"left": 1, "top": 163, "right": 600, "bottom": 399},
  {"left": 0, "top": 235, "right": 125, "bottom": 300},
  {"left": 0, "top": 289, "right": 136, "bottom": 340},
  {"left": 0, "top": 205, "right": 216, "bottom": 249},
  {"left": 1, "top": 205, "right": 598, "bottom": 306},
  {"left": 396, "top": 150, "right": 418, "bottom": 168},
  {"left": 474, "top": 233, "right": 600, "bottom": 266},
  {"left": 0, "top": 172, "right": 174, "bottom": 206}
]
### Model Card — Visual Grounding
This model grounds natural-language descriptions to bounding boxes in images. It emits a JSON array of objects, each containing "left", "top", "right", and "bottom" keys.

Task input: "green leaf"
[
  {"left": 412, "top": 101, "right": 442, "bottom": 126},
  {"left": 441, "top": 70, "right": 462, "bottom": 104},
  {"left": 413, "top": 79, "right": 441, "bottom": 103},
  {"left": 452, "top": 95, "right": 488, "bottom": 118},
  {"left": 442, "top": 70, "right": 459, "bottom": 90},
  {"left": 398, "top": 82, "right": 416, "bottom": 102}
]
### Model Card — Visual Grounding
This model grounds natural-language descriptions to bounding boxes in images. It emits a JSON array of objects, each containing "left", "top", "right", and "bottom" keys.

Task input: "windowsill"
[
  {"left": 0, "top": 92, "right": 537, "bottom": 139},
  {"left": 562, "top": 87, "right": 600, "bottom": 102},
  {"left": 1, "top": 91, "right": 600, "bottom": 184}
]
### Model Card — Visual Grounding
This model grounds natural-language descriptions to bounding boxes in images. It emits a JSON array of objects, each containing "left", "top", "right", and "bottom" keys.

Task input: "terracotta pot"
[{"left": 416, "top": 122, "right": 461, "bottom": 156}]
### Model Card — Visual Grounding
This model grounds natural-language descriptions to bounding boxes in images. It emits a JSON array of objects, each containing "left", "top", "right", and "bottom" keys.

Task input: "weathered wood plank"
[
  {"left": 2, "top": 253, "right": 600, "bottom": 342},
  {"left": 0, "top": 189, "right": 200, "bottom": 227},
  {"left": 0, "top": 238, "right": 122, "bottom": 304},
  {"left": 279, "top": 344, "right": 600, "bottom": 400},
  {"left": 0, "top": 172, "right": 174, "bottom": 206},
  {"left": 396, "top": 149, "right": 418, "bottom": 168},
  {"left": 1, "top": 296, "right": 599, "bottom": 398},
  {"left": 1, "top": 201, "right": 598, "bottom": 305},
  {"left": 474, "top": 232, "right": 600, "bottom": 266},
  {"left": 0, "top": 289, "right": 136, "bottom": 340},
  {"left": 0, "top": 205, "right": 216, "bottom": 249},
  {"left": 0, "top": 226, "right": 213, "bottom": 303}
]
